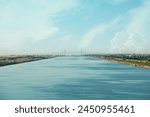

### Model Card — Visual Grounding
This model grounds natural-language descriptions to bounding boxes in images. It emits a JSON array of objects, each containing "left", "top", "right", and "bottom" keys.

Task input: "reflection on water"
[{"left": 0, "top": 56, "right": 150, "bottom": 100}]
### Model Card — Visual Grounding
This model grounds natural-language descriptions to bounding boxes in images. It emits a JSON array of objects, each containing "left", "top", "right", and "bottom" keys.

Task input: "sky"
[{"left": 0, "top": 0, "right": 150, "bottom": 55}]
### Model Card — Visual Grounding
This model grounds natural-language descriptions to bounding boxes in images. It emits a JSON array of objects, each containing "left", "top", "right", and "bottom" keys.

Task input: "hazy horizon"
[{"left": 0, "top": 0, "right": 150, "bottom": 55}]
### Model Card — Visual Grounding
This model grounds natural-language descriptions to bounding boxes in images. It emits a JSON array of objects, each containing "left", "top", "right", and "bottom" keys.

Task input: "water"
[{"left": 0, "top": 56, "right": 150, "bottom": 100}]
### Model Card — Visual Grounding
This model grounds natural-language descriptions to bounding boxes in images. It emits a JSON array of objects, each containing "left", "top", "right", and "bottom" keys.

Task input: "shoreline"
[
  {"left": 99, "top": 57, "right": 150, "bottom": 69},
  {"left": 0, "top": 55, "right": 58, "bottom": 67},
  {"left": 1, "top": 55, "right": 150, "bottom": 69}
]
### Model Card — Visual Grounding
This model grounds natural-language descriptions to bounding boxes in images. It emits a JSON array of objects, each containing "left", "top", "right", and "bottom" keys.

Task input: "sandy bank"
[
  {"left": 101, "top": 58, "right": 150, "bottom": 69},
  {"left": 0, "top": 55, "right": 57, "bottom": 67}
]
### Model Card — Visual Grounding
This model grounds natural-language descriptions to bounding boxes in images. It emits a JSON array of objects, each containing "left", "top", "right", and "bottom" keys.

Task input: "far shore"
[
  {"left": 84, "top": 54, "right": 150, "bottom": 69},
  {"left": 0, "top": 55, "right": 58, "bottom": 67},
  {"left": 99, "top": 57, "right": 150, "bottom": 69}
]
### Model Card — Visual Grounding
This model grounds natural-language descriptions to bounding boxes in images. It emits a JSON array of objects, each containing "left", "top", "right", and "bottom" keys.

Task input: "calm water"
[{"left": 0, "top": 56, "right": 150, "bottom": 100}]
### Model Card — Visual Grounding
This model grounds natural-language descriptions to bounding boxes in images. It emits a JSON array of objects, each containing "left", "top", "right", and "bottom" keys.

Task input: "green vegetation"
[
  {"left": 85, "top": 54, "right": 150, "bottom": 69},
  {"left": 105, "top": 58, "right": 150, "bottom": 69}
]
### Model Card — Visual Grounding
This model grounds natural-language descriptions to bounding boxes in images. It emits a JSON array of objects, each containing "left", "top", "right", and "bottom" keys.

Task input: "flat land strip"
[
  {"left": 0, "top": 55, "right": 57, "bottom": 67},
  {"left": 87, "top": 54, "right": 150, "bottom": 69},
  {"left": 104, "top": 58, "right": 150, "bottom": 69}
]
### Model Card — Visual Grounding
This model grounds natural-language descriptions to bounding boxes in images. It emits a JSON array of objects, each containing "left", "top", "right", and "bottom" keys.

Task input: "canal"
[{"left": 0, "top": 56, "right": 150, "bottom": 99}]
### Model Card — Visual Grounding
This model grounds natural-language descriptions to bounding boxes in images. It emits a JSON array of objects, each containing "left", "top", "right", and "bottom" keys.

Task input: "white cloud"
[
  {"left": 110, "top": 0, "right": 150, "bottom": 54},
  {"left": 79, "top": 17, "right": 120, "bottom": 48},
  {"left": 61, "top": 35, "right": 72, "bottom": 41},
  {"left": 0, "top": 0, "right": 79, "bottom": 54}
]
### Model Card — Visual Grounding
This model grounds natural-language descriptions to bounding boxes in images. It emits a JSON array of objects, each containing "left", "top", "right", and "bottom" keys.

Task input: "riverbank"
[
  {"left": 0, "top": 55, "right": 58, "bottom": 67},
  {"left": 100, "top": 57, "right": 150, "bottom": 69},
  {"left": 85, "top": 54, "right": 150, "bottom": 69}
]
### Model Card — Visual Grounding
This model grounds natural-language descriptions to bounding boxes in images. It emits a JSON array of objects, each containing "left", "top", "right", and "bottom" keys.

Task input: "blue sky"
[{"left": 0, "top": 0, "right": 150, "bottom": 54}]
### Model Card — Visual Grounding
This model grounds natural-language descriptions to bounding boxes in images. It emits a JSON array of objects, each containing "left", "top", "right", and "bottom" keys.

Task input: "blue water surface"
[{"left": 0, "top": 56, "right": 150, "bottom": 100}]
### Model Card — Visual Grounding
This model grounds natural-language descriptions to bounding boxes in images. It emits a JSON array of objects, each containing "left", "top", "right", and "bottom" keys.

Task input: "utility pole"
[
  {"left": 80, "top": 49, "right": 83, "bottom": 56},
  {"left": 64, "top": 49, "right": 66, "bottom": 56}
]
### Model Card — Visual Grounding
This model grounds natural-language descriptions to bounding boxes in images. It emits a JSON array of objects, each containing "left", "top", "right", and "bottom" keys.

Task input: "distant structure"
[
  {"left": 64, "top": 49, "right": 67, "bottom": 56},
  {"left": 80, "top": 49, "right": 83, "bottom": 55},
  {"left": 6, "top": 50, "right": 103, "bottom": 56},
  {"left": 50, "top": 50, "right": 100, "bottom": 56}
]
